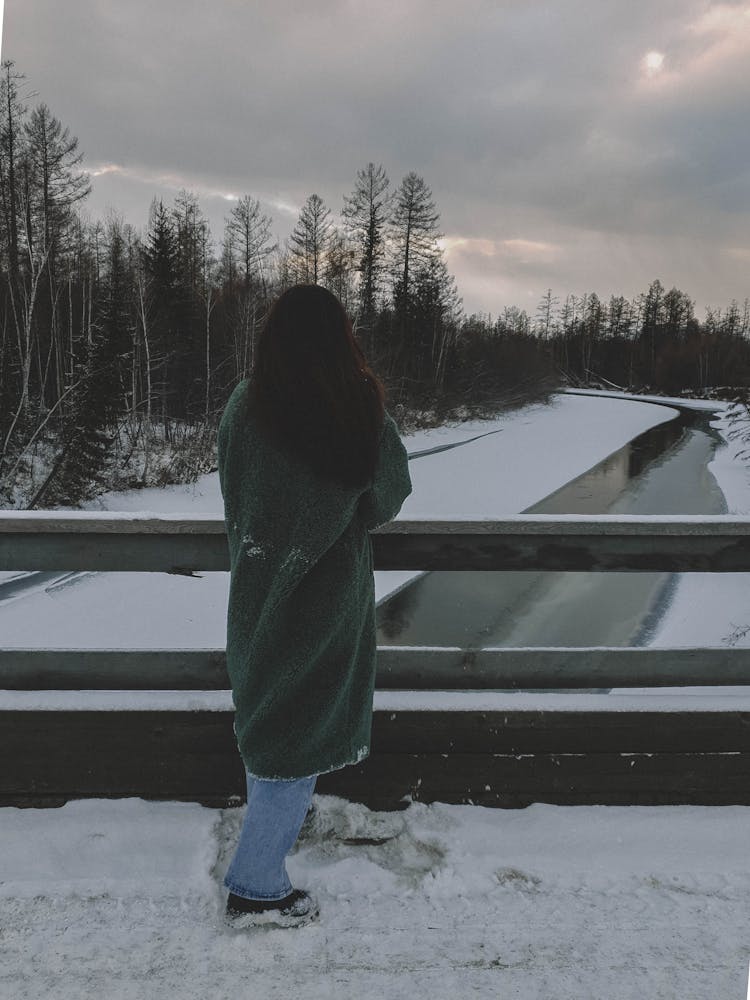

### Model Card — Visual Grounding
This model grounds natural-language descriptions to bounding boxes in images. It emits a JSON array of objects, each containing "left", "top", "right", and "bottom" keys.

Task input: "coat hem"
[{"left": 242, "top": 744, "right": 370, "bottom": 782}]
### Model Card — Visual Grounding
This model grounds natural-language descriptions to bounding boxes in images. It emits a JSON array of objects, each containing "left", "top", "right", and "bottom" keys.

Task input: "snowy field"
[{"left": 2, "top": 391, "right": 750, "bottom": 998}]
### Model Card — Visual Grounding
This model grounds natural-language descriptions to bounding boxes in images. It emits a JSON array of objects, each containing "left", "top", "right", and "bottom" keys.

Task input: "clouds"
[{"left": 4, "top": 0, "right": 749, "bottom": 314}]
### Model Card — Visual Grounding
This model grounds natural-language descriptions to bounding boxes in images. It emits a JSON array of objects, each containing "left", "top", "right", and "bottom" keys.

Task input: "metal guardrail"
[
  {"left": 2, "top": 646, "right": 750, "bottom": 690},
  {"left": 2, "top": 512, "right": 750, "bottom": 807},
  {"left": 2, "top": 512, "right": 750, "bottom": 572},
  {"left": 2, "top": 512, "right": 750, "bottom": 690}
]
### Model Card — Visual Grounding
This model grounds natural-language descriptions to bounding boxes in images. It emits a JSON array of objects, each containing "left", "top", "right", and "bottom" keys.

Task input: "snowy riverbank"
[
  {"left": 647, "top": 403, "right": 750, "bottom": 653},
  {"left": 3, "top": 389, "right": 748, "bottom": 654},
  {"left": 0, "top": 392, "right": 684, "bottom": 640}
]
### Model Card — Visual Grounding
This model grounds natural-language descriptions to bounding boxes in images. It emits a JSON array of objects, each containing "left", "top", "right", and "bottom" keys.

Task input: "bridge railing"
[{"left": 2, "top": 511, "right": 750, "bottom": 808}]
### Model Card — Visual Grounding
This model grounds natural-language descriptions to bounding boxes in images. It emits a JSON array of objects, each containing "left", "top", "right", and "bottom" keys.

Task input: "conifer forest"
[{"left": 1, "top": 63, "right": 749, "bottom": 507}]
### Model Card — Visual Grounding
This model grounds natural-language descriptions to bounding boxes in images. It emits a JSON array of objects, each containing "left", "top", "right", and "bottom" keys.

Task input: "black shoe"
[{"left": 224, "top": 889, "right": 319, "bottom": 929}]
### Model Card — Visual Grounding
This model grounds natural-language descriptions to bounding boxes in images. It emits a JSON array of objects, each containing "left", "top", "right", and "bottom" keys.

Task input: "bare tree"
[
  {"left": 224, "top": 195, "right": 275, "bottom": 296},
  {"left": 223, "top": 195, "right": 275, "bottom": 376},
  {"left": 535, "top": 288, "right": 558, "bottom": 340}
]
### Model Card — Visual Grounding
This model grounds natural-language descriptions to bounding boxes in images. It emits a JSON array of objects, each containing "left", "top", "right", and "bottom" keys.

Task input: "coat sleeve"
[
  {"left": 216, "top": 379, "right": 248, "bottom": 499},
  {"left": 358, "top": 412, "right": 413, "bottom": 530}
]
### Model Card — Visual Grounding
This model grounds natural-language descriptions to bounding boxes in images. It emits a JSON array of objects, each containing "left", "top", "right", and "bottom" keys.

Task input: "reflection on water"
[
  {"left": 377, "top": 410, "right": 725, "bottom": 652},
  {"left": 523, "top": 411, "right": 690, "bottom": 516}
]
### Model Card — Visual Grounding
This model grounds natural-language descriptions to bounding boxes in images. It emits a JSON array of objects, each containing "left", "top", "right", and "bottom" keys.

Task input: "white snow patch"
[
  {"left": 4, "top": 688, "right": 750, "bottom": 713},
  {"left": 398, "top": 393, "right": 678, "bottom": 519},
  {"left": 563, "top": 387, "right": 722, "bottom": 411}
]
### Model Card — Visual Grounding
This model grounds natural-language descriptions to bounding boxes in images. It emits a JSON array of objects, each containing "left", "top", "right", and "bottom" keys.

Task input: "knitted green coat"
[{"left": 217, "top": 379, "right": 412, "bottom": 780}]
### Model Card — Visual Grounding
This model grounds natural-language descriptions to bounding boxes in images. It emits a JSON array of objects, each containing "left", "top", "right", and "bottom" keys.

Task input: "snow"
[
  {"left": 398, "top": 393, "right": 678, "bottom": 520},
  {"left": 5, "top": 687, "right": 750, "bottom": 713},
  {"left": 563, "top": 386, "right": 722, "bottom": 411},
  {"left": 0, "top": 509, "right": 227, "bottom": 524},
  {"left": 2, "top": 391, "right": 750, "bottom": 996},
  {"left": 0, "top": 570, "right": 231, "bottom": 648},
  {"left": 709, "top": 408, "right": 750, "bottom": 516},
  {"left": 2, "top": 794, "right": 750, "bottom": 998}
]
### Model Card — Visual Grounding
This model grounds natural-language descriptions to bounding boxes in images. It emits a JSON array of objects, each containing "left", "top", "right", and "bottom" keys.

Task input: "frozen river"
[{"left": 377, "top": 405, "right": 725, "bottom": 651}]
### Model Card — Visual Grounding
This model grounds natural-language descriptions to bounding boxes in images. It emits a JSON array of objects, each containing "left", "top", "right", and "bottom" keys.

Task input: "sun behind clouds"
[{"left": 642, "top": 50, "right": 665, "bottom": 75}]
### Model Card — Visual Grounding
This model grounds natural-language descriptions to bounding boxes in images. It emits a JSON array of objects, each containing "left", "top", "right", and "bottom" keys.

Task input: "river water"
[{"left": 376, "top": 406, "right": 726, "bottom": 651}]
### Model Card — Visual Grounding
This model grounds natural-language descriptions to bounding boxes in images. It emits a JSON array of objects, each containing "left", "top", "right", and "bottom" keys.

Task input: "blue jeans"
[{"left": 224, "top": 772, "right": 317, "bottom": 901}]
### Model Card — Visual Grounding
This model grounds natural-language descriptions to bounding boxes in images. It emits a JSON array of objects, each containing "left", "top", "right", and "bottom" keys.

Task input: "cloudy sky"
[{"left": 4, "top": 0, "right": 749, "bottom": 318}]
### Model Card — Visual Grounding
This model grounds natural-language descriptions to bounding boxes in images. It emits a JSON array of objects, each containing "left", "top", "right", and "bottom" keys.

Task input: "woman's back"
[{"left": 217, "top": 290, "right": 412, "bottom": 780}]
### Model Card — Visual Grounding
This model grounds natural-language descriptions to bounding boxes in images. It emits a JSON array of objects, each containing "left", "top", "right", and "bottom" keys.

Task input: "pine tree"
[
  {"left": 390, "top": 172, "right": 441, "bottom": 305},
  {"left": 143, "top": 198, "right": 178, "bottom": 299},
  {"left": 389, "top": 172, "right": 442, "bottom": 381},
  {"left": 288, "top": 193, "right": 331, "bottom": 284},
  {"left": 141, "top": 199, "right": 179, "bottom": 424},
  {"left": 31, "top": 217, "right": 130, "bottom": 506},
  {"left": 170, "top": 190, "right": 210, "bottom": 417},
  {"left": 342, "top": 163, "right": 391, "bottom": 330},
  {"left": 412, "top": 253, "right": 462, "bottom": 388}
]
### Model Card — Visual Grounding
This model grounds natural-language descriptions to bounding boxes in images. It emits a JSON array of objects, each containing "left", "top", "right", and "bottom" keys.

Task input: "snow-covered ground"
[
  {"left": 2, "top": 391, "right": 750, "bottom": 998},
  {"left": 2, "top": 794, "right": 750, "bottom": 999}
]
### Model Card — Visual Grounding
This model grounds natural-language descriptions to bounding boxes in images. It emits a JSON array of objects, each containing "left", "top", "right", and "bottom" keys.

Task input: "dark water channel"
[{"left": 377, "top": 406, "right": 726, "bottom": 653}]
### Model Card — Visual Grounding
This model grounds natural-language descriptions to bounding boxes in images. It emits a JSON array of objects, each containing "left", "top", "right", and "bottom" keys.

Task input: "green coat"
[{"left": 217, "top": 379, "right": 412, "bottom": 780}]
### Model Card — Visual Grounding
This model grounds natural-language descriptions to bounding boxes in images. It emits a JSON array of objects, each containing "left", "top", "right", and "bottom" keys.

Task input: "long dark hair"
[{"left": 248, "top": 284, "right": 385, "bottom": 488}]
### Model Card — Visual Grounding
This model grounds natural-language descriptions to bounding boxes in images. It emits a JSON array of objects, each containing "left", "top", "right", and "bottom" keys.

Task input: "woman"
[{"left": 217, "top": 284, "right": 412, "bottom": 929}]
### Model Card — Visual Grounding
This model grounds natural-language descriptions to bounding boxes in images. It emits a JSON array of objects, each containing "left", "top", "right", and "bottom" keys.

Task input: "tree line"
[
  {"left": 453, "top": 283, "right": 750, "bottom": 410},
  {"left": 0, "top": 62, "right": 747, "bottom": 508},
  {"left": 535, "top": 283, "right": 750, "bottom": 394}
]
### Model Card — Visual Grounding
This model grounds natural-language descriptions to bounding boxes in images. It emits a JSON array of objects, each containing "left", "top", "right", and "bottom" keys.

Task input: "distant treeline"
[
  {"left": 0, "top": 62, "right": 747, "bottom": 507},
  {"left": 488, "top": 283, "right": 750, "bottom": 395}
]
